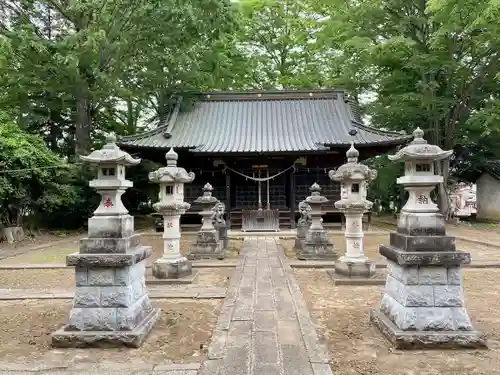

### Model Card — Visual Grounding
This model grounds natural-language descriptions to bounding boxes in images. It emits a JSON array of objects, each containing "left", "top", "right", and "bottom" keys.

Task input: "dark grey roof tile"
[{"left": 118, "top": 90, "right": 407, "bottom": 153}]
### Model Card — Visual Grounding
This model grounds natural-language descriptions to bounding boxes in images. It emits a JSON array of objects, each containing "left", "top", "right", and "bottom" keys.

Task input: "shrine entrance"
[{"left": 228, "top": 164, "right": 293, "bottom": 232}]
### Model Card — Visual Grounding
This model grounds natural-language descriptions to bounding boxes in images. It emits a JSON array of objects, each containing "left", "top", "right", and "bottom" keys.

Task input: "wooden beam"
[
  {"left": 225, "top": 170, "right": 231, "bottom": 227},
  {"left": 289, "top": 166, "right": 296, "bottom": 229}
]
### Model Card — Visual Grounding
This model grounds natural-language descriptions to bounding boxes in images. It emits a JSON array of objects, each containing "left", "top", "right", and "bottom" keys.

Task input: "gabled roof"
[{"left": 117, "top": 89, "right": 409, "bottom": 154}]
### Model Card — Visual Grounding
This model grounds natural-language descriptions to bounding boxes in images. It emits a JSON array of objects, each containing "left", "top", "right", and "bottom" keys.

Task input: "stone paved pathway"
[{"left": 200, "top": 237, "right": 332, "bottom": 375}]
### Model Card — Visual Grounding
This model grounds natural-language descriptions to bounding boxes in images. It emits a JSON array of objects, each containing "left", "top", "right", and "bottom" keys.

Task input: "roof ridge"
[
  {"left": 199, "top": 89, "right": 347, "bottom": 102},
  {"left": 162, "top": 98, "right": 182, "bottom": 139},
  {"left": 201, "top": 88, "right": 347, "bottom": 95},
  {"left": 118, "top": 98, "right": 183, "bottom": 143},
  {"left": 118, "top": 124, "right": 167, "bottom": 142},
  {"left": 352, "top": 122, "right": 411, "bottom": 138}
]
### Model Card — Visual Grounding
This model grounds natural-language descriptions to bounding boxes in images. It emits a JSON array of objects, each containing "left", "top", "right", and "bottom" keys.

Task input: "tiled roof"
[
  {"left": 117, "top": 90, "right": 409, "bottom": 153},
  {"left": 484, "top": 160, "right": 500, "bottom": 180}
]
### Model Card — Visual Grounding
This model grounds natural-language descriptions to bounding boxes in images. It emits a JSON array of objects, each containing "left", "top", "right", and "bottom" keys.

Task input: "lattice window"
[
  {"left": 184, "top": 185, "right": 202, "bottom": 202},
  {"left": 266, "top": 185, "right": 287, "bottom": 209},
  {"left": 294, "top": 172, "right": 340, "bottom": 209},
  {"left": 235, "top": 185, "right": 258, "bottom": 208}
]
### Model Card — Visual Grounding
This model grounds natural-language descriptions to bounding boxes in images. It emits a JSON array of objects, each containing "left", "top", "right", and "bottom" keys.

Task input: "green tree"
[
  {"left": 317, "top": 0, "right": 500, "bottom": 213},
  {"left": 235, "top": 0, "right": 328, "bottom": 88},
  {"left": 0, "top": 0, "right": 238, "bottom": 155},
  {"left": 0, "top": 121, "right": 77, "bottom": 227}
]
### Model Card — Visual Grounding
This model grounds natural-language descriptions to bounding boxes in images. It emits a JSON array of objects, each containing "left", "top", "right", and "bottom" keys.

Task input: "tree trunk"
[{"left": 75, "top": 80, "right": 92, "bottom": 156}]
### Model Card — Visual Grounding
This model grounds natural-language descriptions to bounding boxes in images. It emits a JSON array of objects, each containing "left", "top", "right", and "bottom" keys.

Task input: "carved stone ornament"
[
  {"left": 298, "top": 201, "right": 312, "bottom": 224},
  {"left": 212, "top": 202, "right": 226, "bottom": 225},
  {"left": 329, "top": 143, "right": 377, "bottom": 183},
  {"left": 148, "top": 148, "right": 195, "bottom": 184}
]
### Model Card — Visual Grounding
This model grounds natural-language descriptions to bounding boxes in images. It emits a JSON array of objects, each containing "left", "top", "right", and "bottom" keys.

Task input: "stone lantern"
[
  {"left": 187, "top": 183, "right": 224, "bottom": 260},
  {"left": 297, "top": 183, "right": 337, "bottom": 260},
  {"left": 148, "top": 148, "right": 195, "bottom": 279},
  {"left": 52, "top": 135, "right": 158, "bottom": 348},
  {"left": 329, "top": 142, "right": 377, "bottom": 278},
  {"left": 370, "top": 128, "right": 486, "bottom": 349}
]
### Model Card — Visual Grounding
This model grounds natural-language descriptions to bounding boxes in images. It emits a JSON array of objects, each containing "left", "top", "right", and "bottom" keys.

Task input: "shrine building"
[{"left": 117, "top": 89, "right": 409, "bottom": 231}]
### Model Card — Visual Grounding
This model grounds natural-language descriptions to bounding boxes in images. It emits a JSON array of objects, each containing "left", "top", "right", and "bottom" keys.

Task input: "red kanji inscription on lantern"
[
  {"left": 166, "top": 221, "right": 174, "bottom": 228},
  {"left": 104, "top": 197, "right": 113, "bottom": 208}
]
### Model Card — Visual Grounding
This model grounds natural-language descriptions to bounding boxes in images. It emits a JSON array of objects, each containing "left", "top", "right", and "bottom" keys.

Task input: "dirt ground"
[
  {"left": 0, "top": 230, "right": 83, "bottom": 251},
  {"left": 0, "top": 267, "right": 233, "bottom": 290},
  {"left": 295, "top": 268, "right": 500, "bottom": 375},
  {"left": 373, "top": 216, "right": 500, "bottom": 243},
  {"left": 0, "top": 298, "right": 220, "bottom": 365},
  {"left": 0, "top": 234, "right": 243, "bottom": 265},
  {"left": 281, "top": 231, "right": 500, "bottom": 263}
]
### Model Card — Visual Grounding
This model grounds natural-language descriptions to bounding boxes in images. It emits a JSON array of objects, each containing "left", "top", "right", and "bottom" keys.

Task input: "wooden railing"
[{"left": 241, "top": 209, "right": 280, "bottom": 232}]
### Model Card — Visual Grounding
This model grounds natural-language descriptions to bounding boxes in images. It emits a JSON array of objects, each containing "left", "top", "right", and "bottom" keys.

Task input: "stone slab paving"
[
  {"left": 200, "top": 237, "right": 332, "bottom": 375},
  {"left": 0, "top": 286, "right": 227, "bottom": 300}
]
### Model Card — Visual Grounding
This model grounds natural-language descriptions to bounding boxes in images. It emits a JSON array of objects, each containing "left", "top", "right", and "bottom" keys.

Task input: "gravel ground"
[
  {"left": 0, "top": 299, "right": 221, "bottom": 364},
  {"left": 0, "top": 235, "right": 243, "bottom": 265},
  {"left": 294, "top": 268, "right": 500, "bottom": 375},
  {"left": 0, "top": 269, "right": 76, "bottom": 289},
  {"left": 0, "top": 267, "right": 233, "bottom": 290},
  {"left": 282, "top": 230, "right": 500, "bottom": 263}
]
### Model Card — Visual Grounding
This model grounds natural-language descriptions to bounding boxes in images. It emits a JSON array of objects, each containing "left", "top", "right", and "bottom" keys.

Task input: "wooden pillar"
[
  {"left": 289, "top": 166, "right": 296, "bottom": 229},
  {"left": 225, "top": 169, "right": 231, "bottom": 227}
]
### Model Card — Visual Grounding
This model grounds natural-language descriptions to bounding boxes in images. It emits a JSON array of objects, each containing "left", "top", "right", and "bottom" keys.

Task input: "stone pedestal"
[
  {"left": 297, "top": 184, "right": 336, "bottom": 260},
  {"left": 294, "top": 221, "right": 310, "bottom": 252},
  {"left": 370, "top": 242, "right": 486, "bottom": 349},
  {"left": 215, "top": 222, "right": 229, "bottom": 250},
  {"left": 370, "top": 128, "right": 486, "bottom": 349},
  {"left": 52, "top": 136, "right": 158, "bottom": 348},
  {"left": 187, "top": 184, "right": 224, "bottom": 260}
]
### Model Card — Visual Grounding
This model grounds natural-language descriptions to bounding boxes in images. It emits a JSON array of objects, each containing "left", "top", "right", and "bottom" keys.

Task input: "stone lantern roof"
[
  {"left": 80, "top": 135, "right": 141, "bottom": 166},
  {"left": 329, "top": 143, "right": 377, "bottom": 182},
  {"left": 305, "top": 183, "right": 328, "bottom": 204},
  {"left": 195, "top": 183, "right": 218, "bottom": 205},
  {"left": 389, "top": 128, "right": 453, "bottom": 162},
  {"left": 148, "top": 148, "right": 195, "bottom": 184}
]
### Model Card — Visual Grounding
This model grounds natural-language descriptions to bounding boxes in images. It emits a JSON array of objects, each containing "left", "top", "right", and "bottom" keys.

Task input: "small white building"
[
  {"left": 475, "top": 161, "right": 500, "bottom": 221},
  {"left": 449, "top": 182, "right": 477, "bottom": 218}
]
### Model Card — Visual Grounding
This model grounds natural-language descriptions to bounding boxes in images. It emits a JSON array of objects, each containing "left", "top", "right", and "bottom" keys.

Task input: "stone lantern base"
[
  {"left": 370, "top": 234, "right": 487, "bottom": 349},
  {"left": 334, "top": 257, "right": 376, "bottom": 278},
  {"left": 187, "top": 230, "right": 225, "bottom": 260},
  {"left": 298, "top": 230, "right": 337, "bottom": 260},
  {"left": 215, "top": 223, "right": 229, "bottom": 250},
  {"left": 52, "top": 215, "right": 159, "bottom": 348},
  {"left": 327, "top": 257, "right": 386, "bottom": 286},
  {"left": 294, "top": 222, "right": 310, "bottom": 253},
  {"left": 152, "top": 256, "right": 193, "bottom": 279}
]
